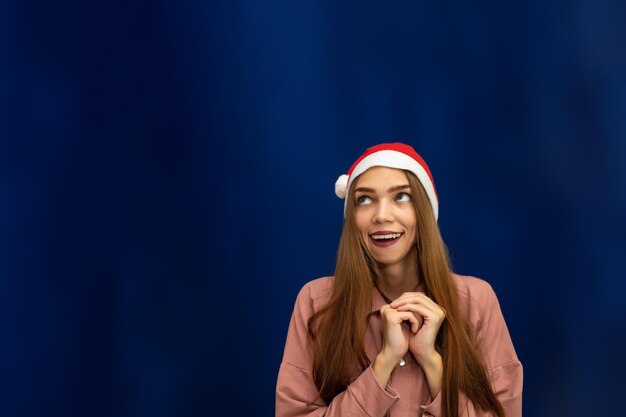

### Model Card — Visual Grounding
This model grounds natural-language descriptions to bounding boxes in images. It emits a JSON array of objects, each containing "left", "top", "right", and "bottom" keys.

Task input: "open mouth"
[{"left": 369, "top": 232, "right": 403, "bottom": 247}]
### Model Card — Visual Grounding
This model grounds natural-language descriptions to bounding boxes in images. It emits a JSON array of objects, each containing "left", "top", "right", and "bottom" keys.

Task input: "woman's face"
[{"left": 353, "top": 166, "right": 417, "bottom": 268}]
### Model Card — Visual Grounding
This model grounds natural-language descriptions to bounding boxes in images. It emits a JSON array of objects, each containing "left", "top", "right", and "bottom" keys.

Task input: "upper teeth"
[{"left": 371, "top": 233, "right": 402, "bottom": 240}]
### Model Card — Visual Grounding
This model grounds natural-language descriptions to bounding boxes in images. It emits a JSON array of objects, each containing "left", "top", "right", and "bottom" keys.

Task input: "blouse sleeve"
[
  {"left": 420, "top": 280, "right": 524, "bottom": 417},
  {"left": 276, "top": 281, "right": 399, "bottom": 417}
]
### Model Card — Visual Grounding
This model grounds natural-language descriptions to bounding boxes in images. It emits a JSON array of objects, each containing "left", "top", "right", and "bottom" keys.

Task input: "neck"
[{"left": 377, "top": 251, "right": 420, "bottom": 301}]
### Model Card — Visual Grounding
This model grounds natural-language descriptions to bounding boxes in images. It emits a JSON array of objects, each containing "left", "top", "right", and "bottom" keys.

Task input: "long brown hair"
[{"left": 308, "top": 169, "right": 505, "bottom": 417}]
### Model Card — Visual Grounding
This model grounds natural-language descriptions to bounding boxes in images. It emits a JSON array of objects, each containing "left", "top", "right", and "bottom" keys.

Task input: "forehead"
[{"left": 354, "top": 166, "right": 409, "bottom": 188}]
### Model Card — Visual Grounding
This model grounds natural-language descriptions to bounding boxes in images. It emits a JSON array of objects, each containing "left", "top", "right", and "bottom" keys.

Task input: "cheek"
[
  {"left": 356, "top": 222, "right": 370, "bottom": 236},
  {"left": 398, "top": 210, "right": 416, "bottom": 227},
  {"left": 354, "top": 210, "right": 370, "bottom": 231}
]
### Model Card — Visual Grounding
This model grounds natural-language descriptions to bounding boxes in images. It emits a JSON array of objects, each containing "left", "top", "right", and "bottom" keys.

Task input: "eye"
[
  {"left": 395, "top": 192, "right": 411, "bottom": 202},
  {"left": 356, "top": 195, "right": 372, "bottom": 205}
]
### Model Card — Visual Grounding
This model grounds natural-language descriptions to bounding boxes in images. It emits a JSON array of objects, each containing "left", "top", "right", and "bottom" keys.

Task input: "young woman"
[{"left": 276, "top": 143, "right": 523, "bottom": 417}]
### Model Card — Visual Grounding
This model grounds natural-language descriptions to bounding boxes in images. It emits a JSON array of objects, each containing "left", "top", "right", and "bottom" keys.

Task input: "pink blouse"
[{"left": 276, "top": 274, "right": 523, "bottom": 417}]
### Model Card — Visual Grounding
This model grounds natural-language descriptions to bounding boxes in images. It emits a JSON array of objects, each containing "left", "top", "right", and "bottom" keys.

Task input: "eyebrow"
[{"left": 354, "top": 184, "right": 411, "bottom": 193}]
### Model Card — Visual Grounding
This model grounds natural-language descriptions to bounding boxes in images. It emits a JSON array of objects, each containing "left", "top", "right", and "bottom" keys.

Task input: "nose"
[{"left": 372, "top": 199, "right": 394, "bottom": 223}]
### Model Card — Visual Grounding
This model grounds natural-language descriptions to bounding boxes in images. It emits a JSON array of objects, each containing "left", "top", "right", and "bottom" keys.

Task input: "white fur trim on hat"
[
  {"left": 335, "top": 174, "right": 349, "bottom": 199},
  {"left": 343, "top": 150, "right": 439, "bottom": 220}
]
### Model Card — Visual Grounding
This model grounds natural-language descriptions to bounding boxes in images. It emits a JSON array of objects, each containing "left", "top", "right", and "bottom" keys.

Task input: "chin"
[{"left": 371, "top": 254, "right": 403, "bottom": 266}]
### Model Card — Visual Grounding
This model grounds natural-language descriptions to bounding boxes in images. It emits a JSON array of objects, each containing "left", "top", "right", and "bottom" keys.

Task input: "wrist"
[
  {"left": 418, "top": 352, "right": 443, "bottom": 399},
  {"left": 375, "top": 351, "right": 400, "bottom": 372},
  {"left": 416, "top": 350, "right": 442, "bottom": 371},
  {"left": 372, "top": 353, "right": 397, "bottom": 389}
]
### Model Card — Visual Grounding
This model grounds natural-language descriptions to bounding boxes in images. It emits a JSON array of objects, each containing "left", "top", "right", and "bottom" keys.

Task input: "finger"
[
  {"left": 406, "top": 315, "right": 420, "bottom": 333},
  {"left": 390, "top": 311, "right": 420, "bottom": 332},
  {"left": 396, "top": 303, "right": 446, "bottom": 324},
  {"left": 390, "top": 300, "right": 425, "bottom": 321},
  {"left": 380, "top": 305, "right": 406, "bottom": 326},
  {"left": 391, "top": 294, "right": 425, "bottom": 308},
  {"left": 392, "top": 293, "right": 445, "bottom": 316},
  {"left": 391, "top": 292, "right": 432, "bottom": 307},
  {"left": 392, "top": 298, "right": 437, "bottom": 319},
  {"left": 391, "top": 292, "right": 422, "bottom": 305},
  {"left": 398, "top": 307, "right": 424, "bottom": 332}
]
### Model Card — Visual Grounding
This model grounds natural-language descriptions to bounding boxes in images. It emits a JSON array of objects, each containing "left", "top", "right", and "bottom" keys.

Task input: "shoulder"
[
  {"left": 299, "top": 276, "right": 335, "bottom": 295},
  {"left": 293, "top": 276, "right": 335, "bottom": 315},
  {"left": 451, "top": 273, "right": 498, "bottom": 305},
  {"left": 451, "top": 274, "right": 521, "bottom": 370},
  {"left": 450, "top": 273, "right": 502, "bottom": 323}
]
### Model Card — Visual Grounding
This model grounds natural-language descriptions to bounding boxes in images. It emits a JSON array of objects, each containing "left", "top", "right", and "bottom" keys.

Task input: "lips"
[{"left": 369, "top": 230, "right": 404, "bottom": 247}]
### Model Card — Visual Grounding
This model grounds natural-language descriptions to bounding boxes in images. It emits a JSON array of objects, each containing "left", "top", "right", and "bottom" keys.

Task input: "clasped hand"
[{"left": 379, "top": 292, "right": 446, "bottom": 366}]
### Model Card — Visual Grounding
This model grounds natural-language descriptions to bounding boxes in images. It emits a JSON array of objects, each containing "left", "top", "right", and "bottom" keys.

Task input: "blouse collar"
[{"left": 369, "top": 279, "right": 427, "bottom": 314}]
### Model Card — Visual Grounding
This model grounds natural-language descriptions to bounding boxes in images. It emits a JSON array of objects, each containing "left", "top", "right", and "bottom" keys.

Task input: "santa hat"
[{"left": 335, "top": 143, "right": 439, "bottom": 220}]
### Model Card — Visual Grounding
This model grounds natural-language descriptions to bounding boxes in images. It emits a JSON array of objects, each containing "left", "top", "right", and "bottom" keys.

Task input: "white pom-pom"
[{"left": 335, "top": 174, "right": 349, "bottom": 199}]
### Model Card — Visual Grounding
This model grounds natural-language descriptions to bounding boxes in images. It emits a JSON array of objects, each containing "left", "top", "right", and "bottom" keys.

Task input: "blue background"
[{"left": 2, "top": 1, "right": 625, "bottom": 416}]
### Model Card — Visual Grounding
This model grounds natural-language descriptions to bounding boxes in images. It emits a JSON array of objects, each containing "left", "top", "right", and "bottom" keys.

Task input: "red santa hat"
[{"left": 335, "top": 143, "right": 439, "bottom": 220}]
